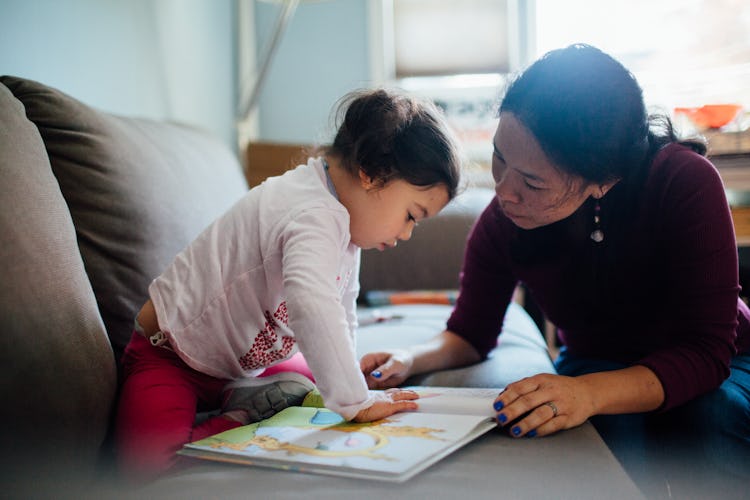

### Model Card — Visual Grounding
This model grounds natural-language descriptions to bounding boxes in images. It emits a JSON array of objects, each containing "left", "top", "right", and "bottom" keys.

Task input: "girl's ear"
[{"left": 358, "top": 169, "right": 377, "bottom": 190}]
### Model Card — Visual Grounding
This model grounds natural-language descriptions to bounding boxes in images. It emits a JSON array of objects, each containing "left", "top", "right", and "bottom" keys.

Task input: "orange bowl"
[{"left": 674, "top": 104, "right": 743, "bottom": 129}]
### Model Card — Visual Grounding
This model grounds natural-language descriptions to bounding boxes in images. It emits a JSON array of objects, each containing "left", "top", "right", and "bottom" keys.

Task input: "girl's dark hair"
[
  {"left": 499, "top": 43, "right": 706, "bottom": 185},
  {"left": 326, "top": 88, "right": 462, "bottom": 200}
]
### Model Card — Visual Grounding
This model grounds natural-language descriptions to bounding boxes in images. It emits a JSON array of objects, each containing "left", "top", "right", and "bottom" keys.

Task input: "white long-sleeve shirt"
[{"left": 149, "top": 158, "right": 387, "bottom": 419}]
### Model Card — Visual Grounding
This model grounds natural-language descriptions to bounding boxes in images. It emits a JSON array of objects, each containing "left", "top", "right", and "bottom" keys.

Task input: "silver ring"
[{"left": 545, "top": 401, "right": 559, "bottom": 417}]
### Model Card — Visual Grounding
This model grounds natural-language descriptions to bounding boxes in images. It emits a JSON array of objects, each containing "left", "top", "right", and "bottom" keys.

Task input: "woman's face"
[{"left": 492, "top": 113, "right": 605, "bottom": 230}]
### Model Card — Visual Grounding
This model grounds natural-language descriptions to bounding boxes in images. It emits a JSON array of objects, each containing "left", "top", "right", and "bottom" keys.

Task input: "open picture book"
[{"left": 178, "top": 386, "right": 503, "bottom": 483}]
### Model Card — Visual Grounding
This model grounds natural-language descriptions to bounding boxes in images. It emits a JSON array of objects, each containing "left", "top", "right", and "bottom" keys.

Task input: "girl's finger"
[{"left": 386, "top": 389, "right": 419, "bottom": 401}]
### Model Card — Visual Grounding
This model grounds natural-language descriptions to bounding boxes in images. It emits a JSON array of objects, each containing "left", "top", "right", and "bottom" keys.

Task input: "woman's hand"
[
  {"left": 360, "top": 329, "right": 482, "bottom": 390},
  {"left": 493, "top": 366, "right": 664, "bottom": 437},
  {"left": 359, "top": 349, "right": 414, "bottom": 389},
  {"left": 353, "top": 388, "right": 419, "bottom": 422},
  {"left": 492, "top": 373, "right": 594, "bottom": 437}
]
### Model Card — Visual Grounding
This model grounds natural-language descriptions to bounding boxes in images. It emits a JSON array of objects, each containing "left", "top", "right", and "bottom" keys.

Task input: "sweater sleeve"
[
  {"left": 280, "top": 208, "right": 381, "bottom": 420},
  {"left": 636, "top": 147, "right": 739, "bottom": 411},
  {"left": 447, "top": 198, "right": 519, "bottom": 358},
  {"left": 342, "top": 249, "right": 361, "bottom": 341}
]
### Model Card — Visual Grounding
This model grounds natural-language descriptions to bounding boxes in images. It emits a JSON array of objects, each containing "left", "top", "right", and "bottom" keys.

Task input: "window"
[
  {"left": 393, "top": 0, "right": 512, "bottom": 77},
  {"left": 372, "top": 0, "right": 534, "bottom": 164},
  {"left": 375, "top": 0, "right": 750, "bottom": 162},
  {"left": 535, "top": 0, "right": 750, "bottom": 136}
]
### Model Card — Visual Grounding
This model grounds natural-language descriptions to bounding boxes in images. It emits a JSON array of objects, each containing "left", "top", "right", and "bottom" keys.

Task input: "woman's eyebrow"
[
  {"left": 494, "top": 142, "right": 545, "bottom": 184},
  {"left": 520, "top": 169, "right": 545, "bottom": 183}
]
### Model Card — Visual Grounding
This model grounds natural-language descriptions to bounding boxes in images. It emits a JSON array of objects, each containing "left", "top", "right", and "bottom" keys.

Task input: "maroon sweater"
[{"left": 448, "top": 143, "right": 750, "bottom": 411}]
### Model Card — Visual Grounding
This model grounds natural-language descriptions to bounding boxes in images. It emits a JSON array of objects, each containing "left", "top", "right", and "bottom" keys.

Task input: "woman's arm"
[
  {"left": 637, "top": 148, "right": 739, "bottom": 410},
  {"left": 360, "top": 329, "right": 481, "bottom": 389},
  {"left": 579, "top": 365, "right": 665, "bottom": 415},
  {"left": 410, "top": 329, "right": 483, "bottom": 374}
]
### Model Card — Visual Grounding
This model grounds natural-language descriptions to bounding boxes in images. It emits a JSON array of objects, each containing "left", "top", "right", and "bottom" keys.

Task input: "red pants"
[{"left": 115, "top": 331, "right": 313, "bottom": 480}]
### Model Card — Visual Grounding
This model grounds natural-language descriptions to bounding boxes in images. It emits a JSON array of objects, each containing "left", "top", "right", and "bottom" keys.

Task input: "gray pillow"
[
  {"left": 1, "top": 76, "right": 248, "bottom": 361},
  {"left": 0, "top": 80, "right": 116, "bottom": 474}
]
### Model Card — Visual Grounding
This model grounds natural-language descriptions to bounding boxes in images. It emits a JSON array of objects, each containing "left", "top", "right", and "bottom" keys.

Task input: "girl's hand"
[
  {"left": 359, "top": 350, "right": 414, "bottom": 389},
  {"left": 353, "top": 389, "right": 419, "bottom": 422},
  {"left": 492, "top": 373, "right": 594, "bottom": 438}
]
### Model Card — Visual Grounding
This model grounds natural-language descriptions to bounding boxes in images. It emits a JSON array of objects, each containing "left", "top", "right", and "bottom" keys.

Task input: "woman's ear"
[{"left": 597, "top": 179, "right": 620, "bottom": 198}]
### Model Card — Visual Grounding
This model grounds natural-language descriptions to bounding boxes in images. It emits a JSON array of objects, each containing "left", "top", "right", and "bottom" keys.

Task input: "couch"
[{"left": 2, "top": 76, "right": 644, "bottom": 499}]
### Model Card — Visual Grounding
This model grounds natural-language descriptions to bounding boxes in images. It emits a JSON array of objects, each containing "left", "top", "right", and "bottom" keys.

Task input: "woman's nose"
[{"left": 496, "top": 174, "right": 519, "bottom": 204}]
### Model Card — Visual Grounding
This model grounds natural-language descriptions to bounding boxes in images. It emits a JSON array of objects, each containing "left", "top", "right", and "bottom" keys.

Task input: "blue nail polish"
[
  {"left": 497, "top": 413, "right": 507, "bottom": 424},
  {"left": 371, "top": 370, "right": 382, "bottom": 378},
  {"left": 526, "top": 429, "right": 537, "bottom": 438},
  {"left": 493, "top": 400, "right": 504, "bottom": 411},
  {"left": 512, "top": 426, "right": 521, "bottom": 436}
]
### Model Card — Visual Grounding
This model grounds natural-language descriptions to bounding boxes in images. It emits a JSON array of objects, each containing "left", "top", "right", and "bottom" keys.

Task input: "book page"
[
  {"left": 405, "top": 386, "right": 504, "bottom": 418},
  {"left": 181, "top": 406, "right": 495, "bottom": 482}
]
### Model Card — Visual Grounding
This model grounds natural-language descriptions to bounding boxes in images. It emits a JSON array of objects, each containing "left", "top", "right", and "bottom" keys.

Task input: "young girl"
[{"left": 115, "top": 88, "right": 462, "bottom": 479}]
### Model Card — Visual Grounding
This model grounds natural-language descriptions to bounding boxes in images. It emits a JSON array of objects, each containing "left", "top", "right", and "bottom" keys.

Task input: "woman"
[{"left": 360, "top": 44, "right": 750, "bottom": 490}]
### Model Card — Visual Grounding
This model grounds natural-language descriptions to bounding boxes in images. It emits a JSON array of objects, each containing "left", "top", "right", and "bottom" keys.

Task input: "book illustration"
[
  {"left": 181, "top": 406, "right": 494, "bottom": 482},
  {"left": 180, "top": 386, "right": 500, "bottom": 482},
  {"left": 193, "top": 407, "right": 447, "bottom": 462}
]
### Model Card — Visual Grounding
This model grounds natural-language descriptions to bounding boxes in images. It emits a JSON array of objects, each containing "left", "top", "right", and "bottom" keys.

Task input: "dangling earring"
[{"left": 590, "top": 199, "right": 604, "bottom": 243}]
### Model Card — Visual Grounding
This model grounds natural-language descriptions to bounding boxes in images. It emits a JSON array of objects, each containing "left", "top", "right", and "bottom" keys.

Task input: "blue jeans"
[{"left": 555, "top": 348, "right": 750, "bottom": 497}]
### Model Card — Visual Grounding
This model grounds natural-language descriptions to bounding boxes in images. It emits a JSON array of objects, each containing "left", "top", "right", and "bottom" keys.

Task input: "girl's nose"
[{"left": 398, "top": 222, "right": 414, "bottom": 241}]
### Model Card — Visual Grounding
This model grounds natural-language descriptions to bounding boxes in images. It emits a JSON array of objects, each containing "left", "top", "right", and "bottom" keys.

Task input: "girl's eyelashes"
[
  {"left": 524, "top": 182, "right": 543, "bottom": 191},
  {"left": 407, "top": 213, "right": 418, "bottom": 224}
]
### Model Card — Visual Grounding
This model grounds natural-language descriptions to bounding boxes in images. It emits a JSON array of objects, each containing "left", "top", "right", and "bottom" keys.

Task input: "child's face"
[{"left": 349, "top": 176, "right": 450, "bottom": 251}]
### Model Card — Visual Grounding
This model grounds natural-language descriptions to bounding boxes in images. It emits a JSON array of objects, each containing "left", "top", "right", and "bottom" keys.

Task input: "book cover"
[{"left": 179, "top": 386, "right": 502, "bottom": 482}]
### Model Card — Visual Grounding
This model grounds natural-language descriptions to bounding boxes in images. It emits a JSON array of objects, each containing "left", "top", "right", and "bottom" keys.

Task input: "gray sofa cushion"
[
  {"left": 0, "top": 81, "right": 116, "bottom": 472},
  {"left": 356, "top": 303, "right": 554, "bottom": 387},
  {"left": 1, "top": 76, "right": 248, "bottom": 360}
]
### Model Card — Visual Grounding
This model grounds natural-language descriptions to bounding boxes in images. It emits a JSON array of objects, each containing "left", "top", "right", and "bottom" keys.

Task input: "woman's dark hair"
[
  {"left": 326, "top": 88, "right": 462, "bottom": 200},
  {"left": 499, "top": 43, "right": 705, "bottom": 185}
]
